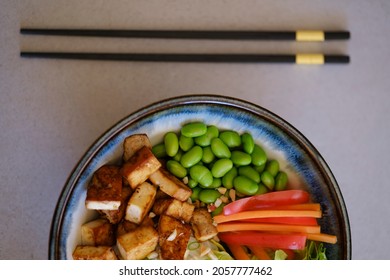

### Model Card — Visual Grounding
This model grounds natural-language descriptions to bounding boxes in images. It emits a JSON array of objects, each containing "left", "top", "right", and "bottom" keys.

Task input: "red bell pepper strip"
[
  {"left": 218, "top": 231, "right": 307, "bottom": 250},
  {"left": 283, "top": 249, "right": 296, "bottom": 260},
  {"left": 223, "top": 190, "right": 310, "bottom": 215}
]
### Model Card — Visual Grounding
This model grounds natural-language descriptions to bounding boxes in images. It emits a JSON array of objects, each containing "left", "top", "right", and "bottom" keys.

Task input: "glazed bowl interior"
[{"left": 50, "top": 95, "right": 351, "bottom": 260}]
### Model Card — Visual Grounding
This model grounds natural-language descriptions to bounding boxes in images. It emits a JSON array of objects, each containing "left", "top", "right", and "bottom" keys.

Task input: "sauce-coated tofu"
[
  {"left": 72, "top": 245, "right": 118, "bottom": 260},
  {"left": 149, "top": 168, "right": 192, "bottom": 201},
  {"left": 121, "top": 146, "right": 161, "bottom": 189},
  {"left": 158, "top": 214, "right": 191, "bottom": 260},
  {"left": 116, "top": 225, "right": 158, "bottom": 260},
  {"left": 190, "top": 208, "right": 218, "bottom": 242},
  {"left": 125, "top": 182, "right": 157, "bottom": 224},
  {"left": 85, "top": 165, "right": 122, "bottom": 210}
]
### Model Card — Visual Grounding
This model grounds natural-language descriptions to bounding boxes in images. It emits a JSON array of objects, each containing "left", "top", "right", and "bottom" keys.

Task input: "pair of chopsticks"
[{"left": 20, "top": 28, "right": 350, "bottom": 64}]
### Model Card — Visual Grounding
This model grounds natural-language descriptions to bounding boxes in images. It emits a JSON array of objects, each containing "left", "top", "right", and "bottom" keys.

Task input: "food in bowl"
[
  {"left": 72, "top": 122, "right": 337, "bottom": 260},
  {"left": 50, "top": 95, "right": 350, "bottom": 260}
]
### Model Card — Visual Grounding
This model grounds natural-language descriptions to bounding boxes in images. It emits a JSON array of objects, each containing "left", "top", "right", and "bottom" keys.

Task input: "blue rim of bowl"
[{"left": 49, "top": 94, "right": 351, "bottom": 259}]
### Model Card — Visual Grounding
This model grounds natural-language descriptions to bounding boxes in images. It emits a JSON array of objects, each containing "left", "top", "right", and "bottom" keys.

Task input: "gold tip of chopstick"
[
  {"left": 295, "top": 54, "right": 325, "bottom": 64},
  {"left": 296, "top": 30, "right": 325, "bottom": 42}
]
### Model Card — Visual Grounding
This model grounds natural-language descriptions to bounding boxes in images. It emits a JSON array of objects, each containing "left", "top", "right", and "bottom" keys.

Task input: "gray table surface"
[{"left": 1, "top": 0, "right": 389, "bottom": 260}]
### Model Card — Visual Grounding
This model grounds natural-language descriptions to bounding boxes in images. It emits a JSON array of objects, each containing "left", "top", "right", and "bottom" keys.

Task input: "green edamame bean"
[
  {"left": 231, "top": 150, "right": 252, "bottom": 166},
  {"left": 219, "top": 130, "right": 241, "bottom": 148},
  {"left": 173, "top": 149, "right": 183, "bottom": 161},
  {"left": 194, "top": 125, "right": 219, "bottom": 146},
  {"left": 164, "top": 132, "right": 179, "bottom": 157},
  {"left": 199, "top": 189, "right": 220, "bottom": 203},
  {"left": 222, "top": 166, "right": 237, "bottom": 189},
  {"left": 181, "top": 122, "right": 207, "bottom": 138},
  {"left": 180, "top": 145, "right": 203, "bottom": 168},
  {"left": 179, "top": 135, "right": 194, "bottom": 152},
  {"left": 151, "top": 143, "right": 167, "bottom": 158},
  {"left": 233, "top": 175, "right": 259, "bottom": 196},
  {"left": 251, "top": 144, "right": 267, "bottom": 166},
  {"left": 166, "top": 160, "right": 187, "bottom": 178},
  {"left": 202, "top": 146, "right": 215, "bottom": 164},
  {"left": 198, "top": 177, "right": 219, "bottom": 189},
  {"left": 265, "top": 159, "right": 280, "bottom": 177},
  {"left": 190, "top": 187, "right": 201, "bottom": 201},
  {"left": 241, "top": 133, "right": 255, "bottom": 154},
  {"left": 188, "top": 178, "right": 198, "bottom": 188},
  {"left": 254, "top": 163, "right": 266, "bottom": 173},
  {"left": 211, "top": 158, "right": 233, "bottom": 178},
  {"left": 275, "top": 171, "right": 288, "bottom": 191},
  {"left": 208, "top": 177, "right": 222, "bottom": 188},
  {"left": 238, "top": 166, "right": 261, "bottom": 183},
  {"left": 211, "top": 138, "right": 231, "bottom": 158},
  {"left": 189, "top": 165, "right": 213, "bottom": 187},
  {"left": 261, "top": 170, "right": 275, "bottom": 190},
  {"left": 256, "top": 183, "right": 269, "bottom": 195}
]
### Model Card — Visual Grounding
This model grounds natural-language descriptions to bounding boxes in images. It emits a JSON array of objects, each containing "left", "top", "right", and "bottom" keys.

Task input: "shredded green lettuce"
[
  {"left": 214, "top": 250, "right": 234, "bottom": 260},
  {"left": 303, "top": 241, "right": 327, "bottom": 260},
  {"left": 185, "top": 236, "right": 233, "bottom": 260},
  {"left": 274, "top": 249, "right": 288, "bottom": 260}
]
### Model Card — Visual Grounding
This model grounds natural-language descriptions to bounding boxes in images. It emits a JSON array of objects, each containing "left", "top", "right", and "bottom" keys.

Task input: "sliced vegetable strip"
[
  {"left": 226, "top": 244, "right": 250, "bottom": 260},
  {"left": 248, "top": 246, "right": 271, "bottom": 260},
  {"left": 265, "top": 203, "right": 321, "bottom": 211},
  {"left": 219, "top": 231, "right": 307, "bottom": 250},
  {"left": 223, "top": 190, "right": 310, "bottom": 215},
  {"left": 242, "top": 217, "right": 318, "bottom": 226},
  {"left": 214, "top": 209, "right": 322, "bottom": 224},
  {"left": 217, "top": 222, "right": 321, "bottom": 234},
  {"left": 306, "top": 233, "right": 338, "bottom": 244}
]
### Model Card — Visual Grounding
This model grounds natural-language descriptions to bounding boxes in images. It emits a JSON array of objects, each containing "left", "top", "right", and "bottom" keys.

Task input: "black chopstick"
[
  {"left": 20, "top": 52, "right": 350, "bottom": 64},
  {"left": 20, "top": 28, "right": 350, "bottom": 41}
]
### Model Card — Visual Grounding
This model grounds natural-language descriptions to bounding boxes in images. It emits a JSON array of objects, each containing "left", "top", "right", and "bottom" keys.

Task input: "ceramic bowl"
[{"left": 49, "top": 94, "right": 351, "bottom": 259}]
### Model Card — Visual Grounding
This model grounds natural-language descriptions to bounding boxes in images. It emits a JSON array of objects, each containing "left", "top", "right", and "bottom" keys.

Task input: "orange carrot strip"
[
  {"left": 217, "top": 222, "right": 321, "bottom": 234},
  {"left": 306, "top": 233, "right": 338, "bottom": 244},
  {"left": 243, "top": 217, "right": 318, "bottom": 226},
  {"left": 248, "top": 246, "right": 271, "bottom": 260},
  {"left": 214, "top": 209, "right": 322, "bottom": 224},
  {"left": 226, "top": 244, "right": 250, "bottom": 260}
]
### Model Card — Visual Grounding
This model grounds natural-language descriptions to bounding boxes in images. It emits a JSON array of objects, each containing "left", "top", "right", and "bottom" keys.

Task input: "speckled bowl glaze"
[{"left": 49, "top": 95, "right": 351, "bottom": 260}]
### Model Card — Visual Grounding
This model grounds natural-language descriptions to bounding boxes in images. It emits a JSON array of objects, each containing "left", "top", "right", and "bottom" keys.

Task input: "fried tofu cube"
[
  {"left": 85, "top": 165, "right": 122, "bottom": 210},
  {"left": 165, "top": 199, "right": 195, "bottom": 223},
  {"left": 72, "top": 245, "right": 118, "bottom": 260},
  {"left": 122, "top": 134, "right": 152, "bottom": 162},
  {"left": 125, "top": 182, "right": 157, "bottom": 224},
  {"left": 190, "top": 208, "right": 218, "bottom": 242},
  {"left": 116, "top": 220, "right": 138, "bottom": 237},
  {"left": 121, "top": 146, "right": 161, "bottom": 189},
  {"left": 152, "top": 198, "right": 173, "bottom": 215},
  {"left": 153, "top": 198, "right": 195, "bottom": 223},
  {"left": 116, "top": 216, "right": 154, "bottom": 237},
  {"left": 158, "top": 214, "right": 191, "bottom": 260},
  {"left": 98, "top": 184, "right": 132, "bottom": 224},
  {"left": 149, "top": 168, "right": 192, "bottom": 201},
  {"left": 116, "top": 225, "right": 159, "bottom": 260},
  {"left": 81, "top": 218, "right": 116, "bottom": 246}
]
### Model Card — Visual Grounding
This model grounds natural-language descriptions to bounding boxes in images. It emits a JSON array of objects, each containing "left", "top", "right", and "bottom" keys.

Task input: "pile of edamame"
[{"left": 152, "top": 122, "right": 288, "bottom": 215}]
